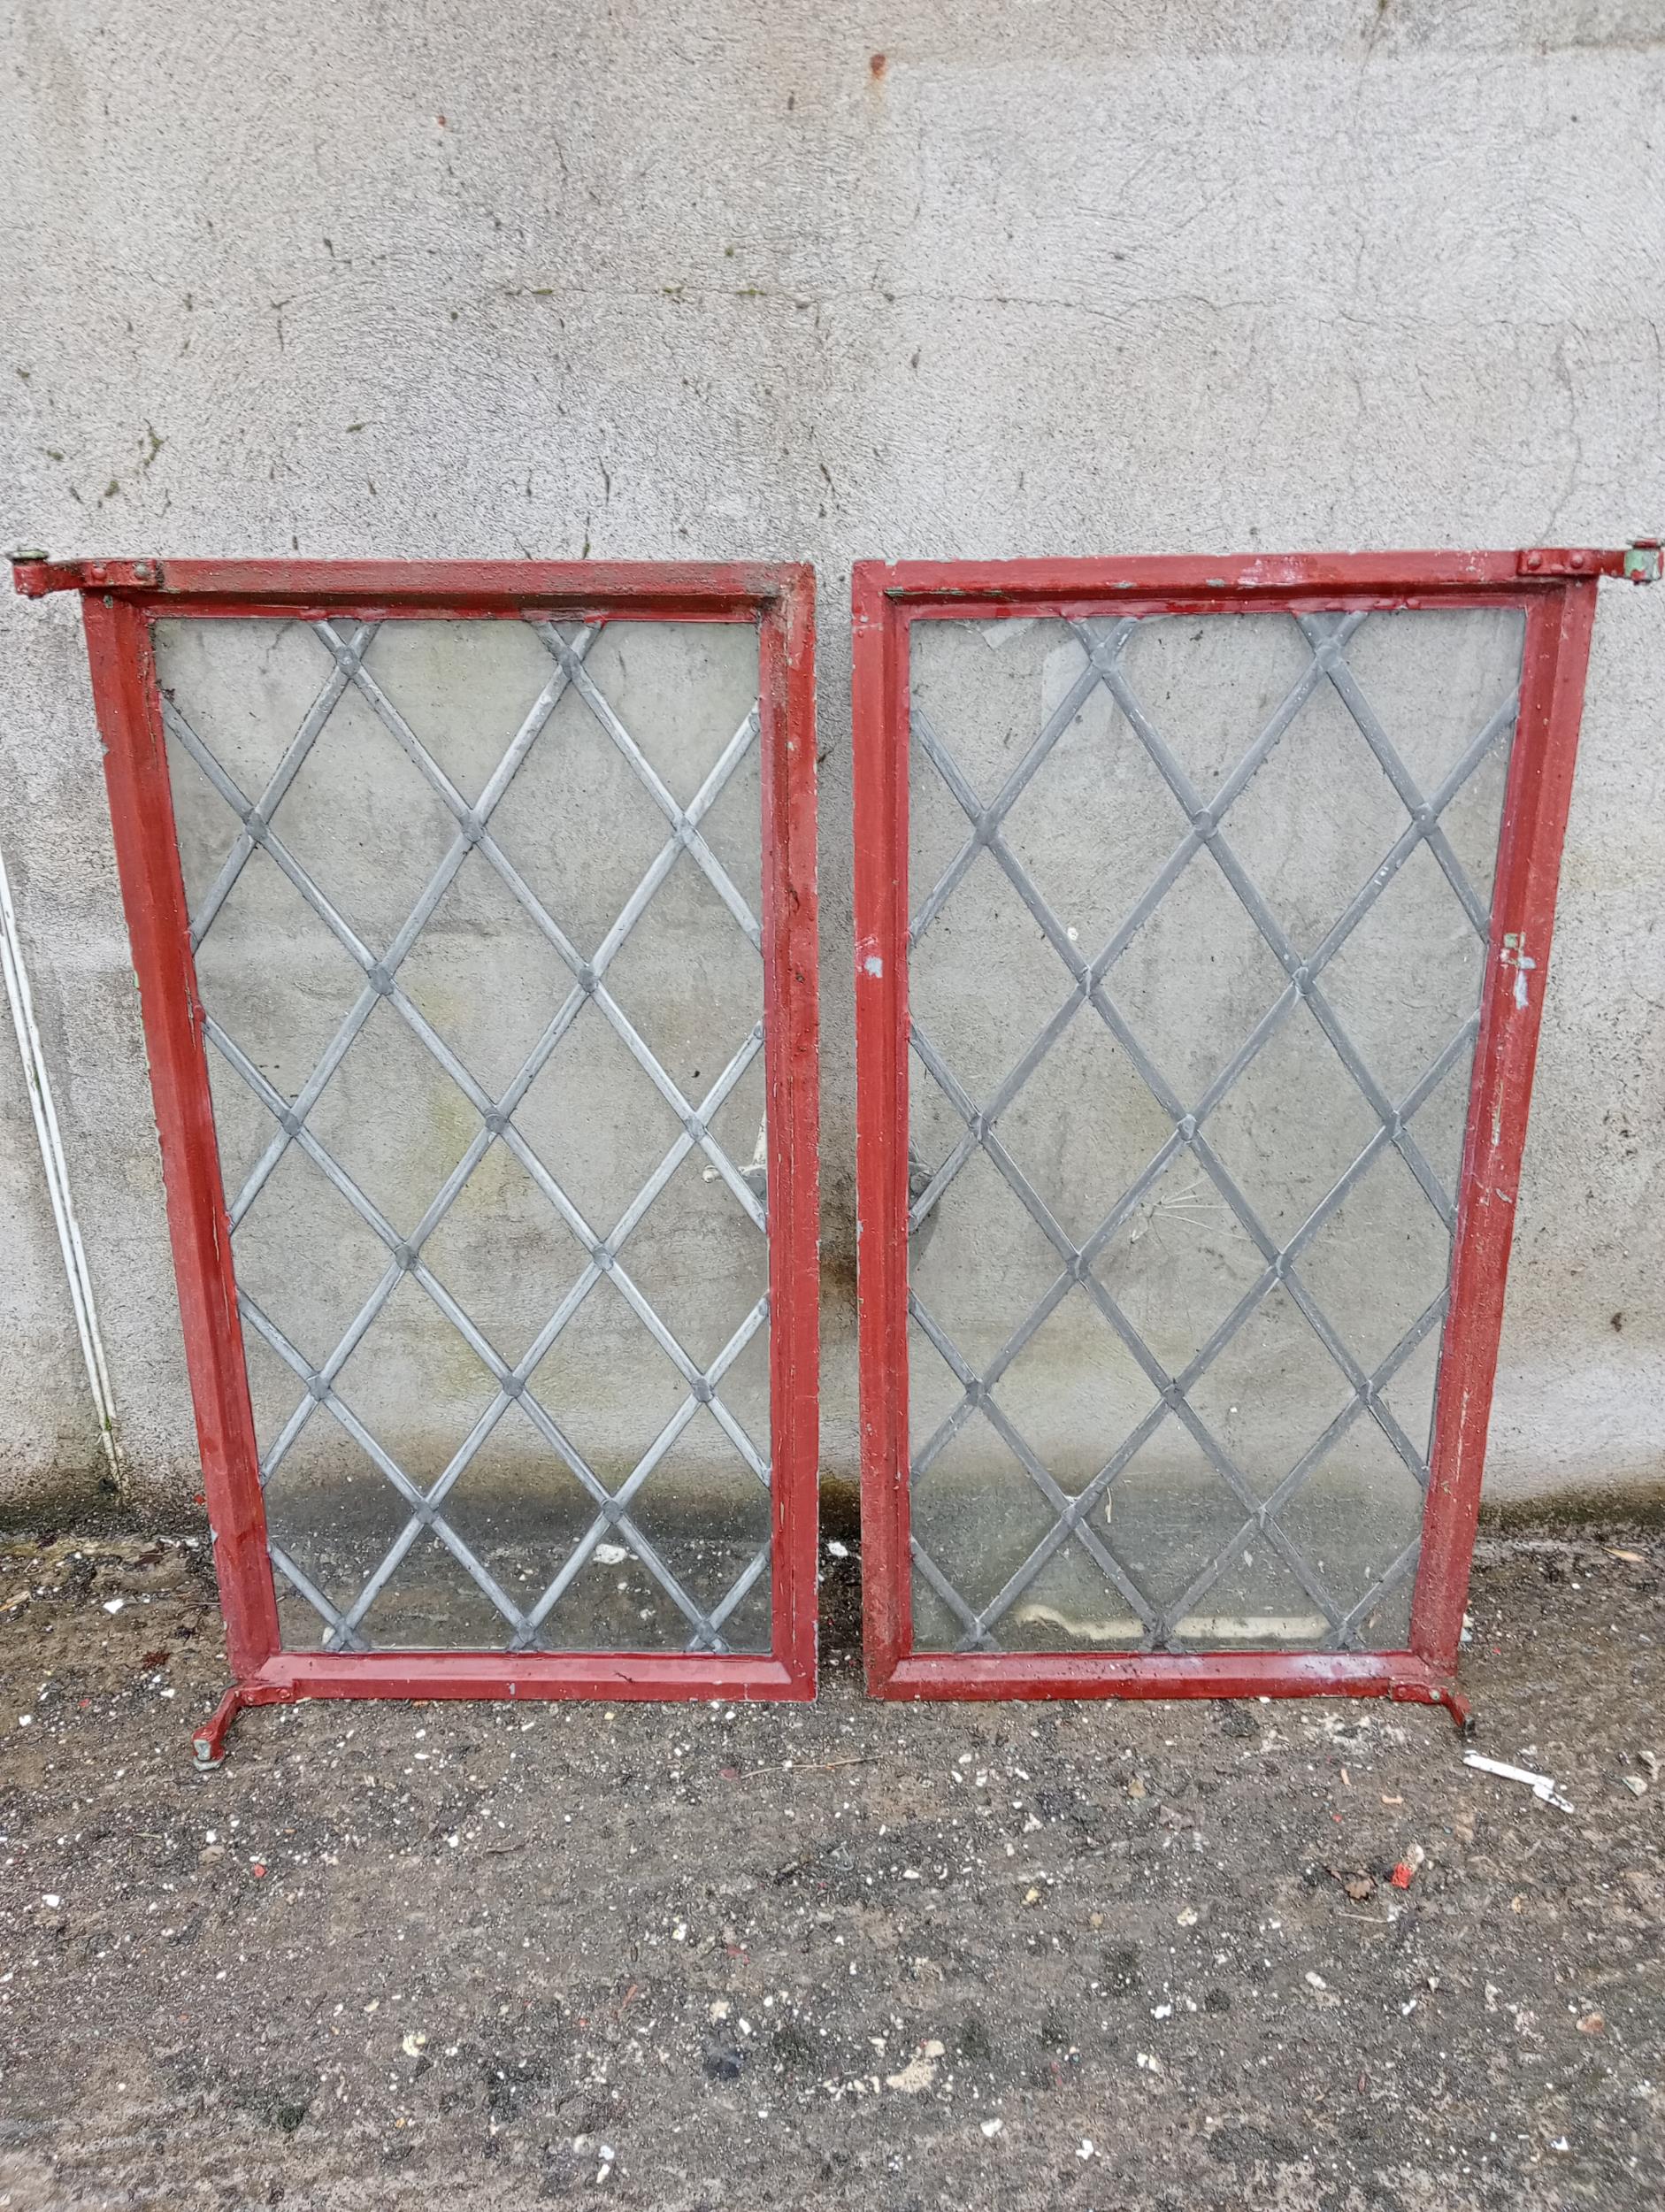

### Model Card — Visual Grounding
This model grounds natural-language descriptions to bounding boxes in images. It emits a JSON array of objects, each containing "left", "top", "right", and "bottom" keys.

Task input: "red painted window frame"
[
  {"left": 18, "top": 558, "right": 819, "bottom": 1746},
  {"left": 851, "top": 549, "right": 1633, "bottom": 1723}
]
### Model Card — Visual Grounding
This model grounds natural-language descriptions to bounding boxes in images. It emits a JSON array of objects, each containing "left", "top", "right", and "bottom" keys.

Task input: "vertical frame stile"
[
  {"left": 852, "top": 566, "right": 910, "bottom": 1692},
  {"left": 759, "top": 568, "right": 821, "bottom": 1696},
  {"left": 47, "top": 560, "right": 822, "bottom": 1734},
  {"left": 852, "top": 554, "right": 1620, "bottom": 1717},
  {"left": 81, "top": 592, "right": 282, "bottom": 1679},
  {"left": 1409, "top": 579, "right": 1599, "bottom": 1672}
]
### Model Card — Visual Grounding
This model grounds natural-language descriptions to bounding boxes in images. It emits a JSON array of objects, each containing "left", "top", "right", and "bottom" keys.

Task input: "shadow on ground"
[{"left": 1, "top": 1528, "right": 1661, "bottom": 2209}]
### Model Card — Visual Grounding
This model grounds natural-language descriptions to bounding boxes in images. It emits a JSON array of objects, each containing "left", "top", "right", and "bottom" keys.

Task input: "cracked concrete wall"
[{"left": 1, "top": 0, "right": 1662, "bottom": 1527}]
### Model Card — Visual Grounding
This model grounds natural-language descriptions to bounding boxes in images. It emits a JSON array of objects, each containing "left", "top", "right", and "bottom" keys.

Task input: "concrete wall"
[{"left": 3, "top": 0, "right": 1663, "bottom": 1528}]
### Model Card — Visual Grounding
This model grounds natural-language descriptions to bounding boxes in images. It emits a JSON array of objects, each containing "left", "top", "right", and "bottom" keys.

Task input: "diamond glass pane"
[
  {"left": 907, "top": 604, "right": 1524, "bottom": 1655},
  {"left": 156, "top": 613, "right": 771, "bottom": 1655}
]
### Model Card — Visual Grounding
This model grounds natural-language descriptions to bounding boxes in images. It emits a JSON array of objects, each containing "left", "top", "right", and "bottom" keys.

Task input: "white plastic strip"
[{"left": 0, "top": 832, "right": 123, "bottom": 1494}]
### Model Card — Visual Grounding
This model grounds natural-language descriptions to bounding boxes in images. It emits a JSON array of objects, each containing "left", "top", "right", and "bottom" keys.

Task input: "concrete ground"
[{"left": 1, "top": 1525, "right": 1662, "bottom": 2211}]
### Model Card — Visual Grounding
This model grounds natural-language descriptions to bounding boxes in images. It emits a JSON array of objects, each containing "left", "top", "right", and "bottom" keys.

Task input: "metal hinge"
[
  {"left": 1516, "top": 539, "right": 1661, "bottom": 583},
  {"left": 10, "top": 551, "right": 161, "bottom": 597}
]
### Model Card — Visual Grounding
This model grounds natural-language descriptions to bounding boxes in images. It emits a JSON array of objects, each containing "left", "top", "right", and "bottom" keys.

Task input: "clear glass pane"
[
  {"left": 157, "top": 613, "right": 771, "bottom": 1655},
  {"left": 907, "top": 604, "right": 1523, "bottom": 1655}
]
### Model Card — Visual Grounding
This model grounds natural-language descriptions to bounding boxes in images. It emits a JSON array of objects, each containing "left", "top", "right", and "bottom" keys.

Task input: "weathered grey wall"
[{"left": 2, "top": 0, "right": 1662, "bottom": 1525}]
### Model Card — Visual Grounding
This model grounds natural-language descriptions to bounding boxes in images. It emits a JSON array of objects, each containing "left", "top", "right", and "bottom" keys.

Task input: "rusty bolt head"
[
  {"left": 1568, "top": 550, "right": 1587, "bottom": 571},
  {"left": 88, "top": 563, "right": 107, "bottom": 582},
  {"left": 1523, "top": 550, "right": 1543, "bottom": 571}
]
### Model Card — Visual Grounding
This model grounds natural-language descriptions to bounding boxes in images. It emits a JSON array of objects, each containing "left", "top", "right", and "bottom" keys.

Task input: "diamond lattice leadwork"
[
  {"left": 906, "top": 608, "right": 1523, "bottom": 1653},
  {"left": 161, "top": 615, "right": 771, "bottom": 1654}
]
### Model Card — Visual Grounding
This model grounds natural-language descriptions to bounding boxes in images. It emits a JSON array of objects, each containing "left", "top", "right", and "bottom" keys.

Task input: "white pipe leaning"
[{"left": 0, "top": 829, "right": 124, "bottom": 1494}]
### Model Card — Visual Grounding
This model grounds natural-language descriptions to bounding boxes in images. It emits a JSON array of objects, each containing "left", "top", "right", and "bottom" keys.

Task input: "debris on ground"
[
  {"left": 0, "top": 1525, "right": 1662, "bottom": 2208},
  {"left": 1462, "top": 1750, "right": 1576, "bottom": 1812}
]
